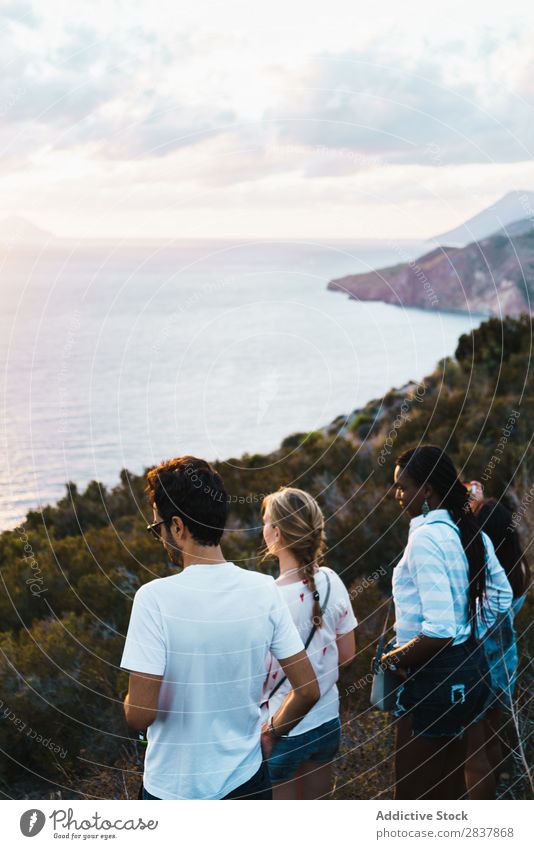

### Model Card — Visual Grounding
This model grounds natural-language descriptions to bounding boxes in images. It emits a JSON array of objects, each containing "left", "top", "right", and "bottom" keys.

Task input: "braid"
[
  {"left": 303, "top": 532, "right": 326, "bottom": 627},
  {"left": 261, "top": 487, "right": 327, "bottom": 627},
  {"left": 442, "top": 479, "right": 487, "bottom": 626}
]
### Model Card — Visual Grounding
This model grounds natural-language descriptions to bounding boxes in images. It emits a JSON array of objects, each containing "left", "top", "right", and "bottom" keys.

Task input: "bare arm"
[
  {"left": 123, "top": 671, "right": 163, "bottom": 731},
  {"left": 271, "top": 649, "right": 320, "bottom": 735},
  {"left": 382, "top": 634, "right": 451, "bottom": 669},
  {"left": 260, "top": 649, "right": 319, "bottom": 758},
  {"left": 336, "top": 629, "right": 356, "bottom": 667}
]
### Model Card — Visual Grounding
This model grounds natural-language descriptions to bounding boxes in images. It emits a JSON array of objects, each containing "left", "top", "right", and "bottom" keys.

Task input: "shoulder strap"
[
  {"left": 264, "top": 570, "right": 332, "bottom": 704},
  {"left": 424, "top": 518, "right": 461, "bottom": 536},
  {"left": 420, "top": 518, "right": 480, "bottom": 642},
  {"left": 375, "top": 597, "right": 394, "bottom": 662}
]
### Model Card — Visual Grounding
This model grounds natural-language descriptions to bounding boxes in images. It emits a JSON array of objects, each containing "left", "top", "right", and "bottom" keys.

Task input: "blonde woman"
[{"left": 260, "top": 487, "right": 357, "bottom": 799}]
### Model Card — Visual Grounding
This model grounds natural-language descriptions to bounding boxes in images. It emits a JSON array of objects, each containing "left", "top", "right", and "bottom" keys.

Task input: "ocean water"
[{"left": 0, "top": 238, "right": 480, "bottom": 530}]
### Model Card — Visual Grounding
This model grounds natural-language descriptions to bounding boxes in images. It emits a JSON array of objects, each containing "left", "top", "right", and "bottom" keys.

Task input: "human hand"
[
  {"left": 380, "top": 653, "right": 407, "bottom": 679},
  {"left": 465, "top": 480, "right": 484, "bottom": 509},
  {"left": 260, "top": 722, "right": 274, "bottom": 760}
]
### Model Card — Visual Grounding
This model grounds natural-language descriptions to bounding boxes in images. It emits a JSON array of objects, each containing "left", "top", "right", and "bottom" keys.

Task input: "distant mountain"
[
  {"left": 433, "top": 190, "right": 534, "bottom": 247},
  {"left": 328, "top": 223, "right": 534, "bottom": 317},
  {"left": 0, "top": 217, "right": 55, "bottom": 245}
]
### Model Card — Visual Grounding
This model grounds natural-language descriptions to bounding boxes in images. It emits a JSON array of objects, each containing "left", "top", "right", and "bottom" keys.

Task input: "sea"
[{"left": 0, "top": 237, "right": 481, "bottom": 530}]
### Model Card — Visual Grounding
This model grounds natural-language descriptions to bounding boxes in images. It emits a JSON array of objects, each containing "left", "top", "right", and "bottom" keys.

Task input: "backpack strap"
[
  {"left": 421, "top": 517, "right": 480, "bottom": 641},
  {"left": 424, "top": 518, "right": 461, "bottom": 536},
  {"left": 263, "top": 570, "right": 332, "bottom": 705},
  {"left": 374, "top": 597, "right": 394, "bottom": 665}
]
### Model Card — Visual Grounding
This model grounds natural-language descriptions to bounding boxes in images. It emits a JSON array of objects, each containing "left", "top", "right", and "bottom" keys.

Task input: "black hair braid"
[{"left": 396, "top": 445, "right": 487, "bottom": 627}]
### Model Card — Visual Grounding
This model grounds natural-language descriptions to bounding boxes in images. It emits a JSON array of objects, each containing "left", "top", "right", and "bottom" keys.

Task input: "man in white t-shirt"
[{"left": 121, "top": 456, "right": 320, "bottom": 800}]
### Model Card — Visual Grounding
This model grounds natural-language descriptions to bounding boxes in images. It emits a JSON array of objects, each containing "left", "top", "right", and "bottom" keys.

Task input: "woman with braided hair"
[
  {"left": 260, "top": 487, "right": 357, "bottom": 799},
  {"left": 381, "top": 445, "right": 513, "bottom": 799}
]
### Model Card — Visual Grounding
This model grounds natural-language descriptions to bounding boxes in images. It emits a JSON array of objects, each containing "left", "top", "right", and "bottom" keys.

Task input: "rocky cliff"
[{"left": 328, "top": 222, "right": 534, "bottom": 316}]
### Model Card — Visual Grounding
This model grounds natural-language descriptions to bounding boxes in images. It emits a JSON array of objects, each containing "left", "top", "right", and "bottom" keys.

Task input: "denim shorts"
[
  {"left": 267, "top": 716, "right": 341, "bottom": 783},
  {"left": 393, "top": 639, "right": 491, "bottom": 738}
]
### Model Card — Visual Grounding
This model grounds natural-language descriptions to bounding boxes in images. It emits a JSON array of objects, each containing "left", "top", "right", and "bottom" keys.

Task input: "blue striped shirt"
[{"left": 392, "top": 508, "right": 513, "bottom": 646}]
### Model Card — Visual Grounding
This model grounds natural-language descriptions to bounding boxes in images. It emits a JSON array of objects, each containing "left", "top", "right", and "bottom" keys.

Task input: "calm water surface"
[{"left": 0, "top": 238, "right": 480, "bottom": 528}]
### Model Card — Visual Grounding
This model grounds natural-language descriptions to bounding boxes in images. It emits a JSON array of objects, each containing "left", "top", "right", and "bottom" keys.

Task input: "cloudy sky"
[{"left": 2, "top": 0, "right": 534, "bottom": 239}]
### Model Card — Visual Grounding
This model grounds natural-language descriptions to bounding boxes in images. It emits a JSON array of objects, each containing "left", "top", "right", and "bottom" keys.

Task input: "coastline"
[
  {"left": 0, "top": 309, "right": 483, "bottom": 534},
  {"left": 337, "top": 292, "right": 491, "bottom": 319}
]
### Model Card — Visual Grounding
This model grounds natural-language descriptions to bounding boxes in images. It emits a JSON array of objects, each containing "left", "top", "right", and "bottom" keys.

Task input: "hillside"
[
  {"left": 0, "top": 315, "right": 532, "bottom": 800},
  {"left": 328, "top": 226, "right": 534, "bottom": 317},
  {"left": 433, "top": 190, "right": 534, "bottom": 247},
  {"left": 0, "top": 217, "right": 55, "bottom": 245}
]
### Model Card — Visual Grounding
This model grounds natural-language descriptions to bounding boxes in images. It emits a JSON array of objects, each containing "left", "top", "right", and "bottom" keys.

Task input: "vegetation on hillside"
[{"left": 0, "top": 315, "right": 532, "bottom": 799}]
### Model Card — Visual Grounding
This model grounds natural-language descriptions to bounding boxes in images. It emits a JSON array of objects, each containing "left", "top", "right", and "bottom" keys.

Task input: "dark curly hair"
[
  {"left": 474, "top": 498, "right": 530, "bottom": 599},
  {"left": 146, "top": 456, "right": 227, "bottom": 546}
]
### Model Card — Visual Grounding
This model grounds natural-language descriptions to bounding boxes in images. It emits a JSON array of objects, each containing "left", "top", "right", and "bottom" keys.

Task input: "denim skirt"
[{"left": 267, "top": 716, "right": 342, "bottom": 782}]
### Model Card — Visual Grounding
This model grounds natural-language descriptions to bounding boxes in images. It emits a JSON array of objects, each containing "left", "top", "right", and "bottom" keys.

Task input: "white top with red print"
[{"left": 261, "top": 566, "right": 357, "bottom": 736}]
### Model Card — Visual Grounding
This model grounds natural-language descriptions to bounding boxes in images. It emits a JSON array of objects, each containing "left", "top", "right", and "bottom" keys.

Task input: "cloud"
[
  {"left": 1, "top": 0, "right": 38, "bottom": 28},
  {"left": 2, "top": 7, "right": 533, "bottom": 177},
  {"left": 0, "top": 17, "right": 238, "bottom": 162},
  {"left": 265, "top": 47, "right": 534, "bottom": 167},
  {"left": 1, "top": 1, "right": 534, "bottom": 242}
]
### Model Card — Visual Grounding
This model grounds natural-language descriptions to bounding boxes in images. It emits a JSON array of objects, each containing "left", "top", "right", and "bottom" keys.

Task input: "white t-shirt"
[
  {"left": 120, "top": 561, "right": 304, "bottom": 800},
  {"left": 261, "top": 566, "right": 357, "bottom": 736}
]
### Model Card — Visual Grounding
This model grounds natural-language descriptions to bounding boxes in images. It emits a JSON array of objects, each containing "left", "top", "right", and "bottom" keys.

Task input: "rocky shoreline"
[{"left": 328, "top": 222, "right": 534, "bottom": 318}]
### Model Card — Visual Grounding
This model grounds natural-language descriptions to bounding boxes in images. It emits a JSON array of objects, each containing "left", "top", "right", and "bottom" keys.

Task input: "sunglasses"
[{"left": 146, "top": 519, "right": 168, "bottom": 539}]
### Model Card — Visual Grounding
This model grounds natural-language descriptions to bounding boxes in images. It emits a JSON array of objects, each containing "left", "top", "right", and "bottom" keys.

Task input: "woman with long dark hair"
[
  {"left": 381, "top": 445, "right": 513, "bottom": 799},
  {"left": 473, "top": 498, "right": 530, "bottom": 790},
  {"left": 475, "top": 498, "right": 530, "bottom": 603}
]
